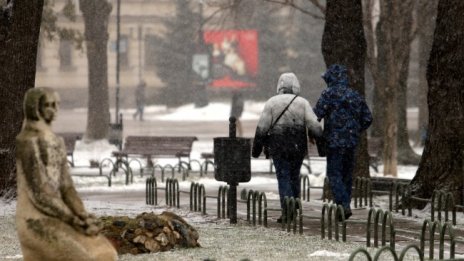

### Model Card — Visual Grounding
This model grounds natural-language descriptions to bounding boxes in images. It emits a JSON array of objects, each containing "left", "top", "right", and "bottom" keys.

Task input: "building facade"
[{"left": 35, "top": 0, "right": 190, "bottom": 108}]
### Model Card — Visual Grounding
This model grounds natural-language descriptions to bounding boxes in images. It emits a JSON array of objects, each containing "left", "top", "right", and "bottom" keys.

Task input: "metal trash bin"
[
  {"left": 214, "top": 137, "right": 251, "bottom": 184},
  {"left": 108, "top": 122, "right": 123, "bottom": 150},
  {"left": 213, "top": 117, "right": 251, "bottom": 224}
]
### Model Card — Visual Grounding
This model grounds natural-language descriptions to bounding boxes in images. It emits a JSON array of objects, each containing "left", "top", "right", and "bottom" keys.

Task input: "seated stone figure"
[{"left": 15, "top": 87, "right": 117, "bottom": 261}]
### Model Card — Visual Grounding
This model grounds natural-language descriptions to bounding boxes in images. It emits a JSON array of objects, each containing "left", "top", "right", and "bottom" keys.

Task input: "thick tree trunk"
[
  {"left": 370, "top": 70, "right": 385, "bottom": 139},
  {"left": 416, "top": 0, "right": 438, "bottom": 145},
  {"left": 369, "top": 18, "right": 387, "bottom": 141},
  {"left": 409, "top": 0, "right": 464, "bottom": 205},
  {"left": 80, "top": 0, "right": 112, "bottom": 140},
  {"left": 397, "top": 52, "right": 420, "bottom": 165},
  {"left": 0, "top": 0, "right": 44, "bottom": 197},
  {"left": 321, "top": 0, "right": 369, "bottom": 178}
]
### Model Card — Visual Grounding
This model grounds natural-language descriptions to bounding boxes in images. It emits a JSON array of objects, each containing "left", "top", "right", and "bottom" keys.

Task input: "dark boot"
[
  {"left": 337, "top": 207, "right": 352, "bottom": 222},
  {"left": 344, "top": 208, "right": 352, "bottom": 220}
]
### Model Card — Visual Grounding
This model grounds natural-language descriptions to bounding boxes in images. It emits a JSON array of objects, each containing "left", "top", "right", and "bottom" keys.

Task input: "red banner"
[{"left": 203, "top": 30, "right": 258, "bottom": 89}]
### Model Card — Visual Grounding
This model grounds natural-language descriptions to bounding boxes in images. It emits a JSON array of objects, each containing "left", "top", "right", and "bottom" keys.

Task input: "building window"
[
  {"left": 144, "top": 34, "right": 157, "bottom": 69},
  {"left": 59, "top": 39, "right": 74, "bottom": 70}
]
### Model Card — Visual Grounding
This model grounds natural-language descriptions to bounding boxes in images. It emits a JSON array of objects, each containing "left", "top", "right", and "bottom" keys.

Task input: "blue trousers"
[
  {"left": 326, "top": 147, "right": 356, "bottom": 210},
  {"left": 273, "top": 156, "right": 304, "bottom": 208}
]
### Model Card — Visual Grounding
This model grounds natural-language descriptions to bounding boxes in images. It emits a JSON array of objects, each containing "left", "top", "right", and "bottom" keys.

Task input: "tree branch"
[
  {"left": 306, "top": 0, "right": 325, "bottom": 14},
  {"left": 202, "top": 1, "right": 240, "bottom": 28},
  {"left": 201, "top": 1, "right": 246, "bottom": 29},
  {"left": 263, "top": 0, "right": 325, "bottom": 19}
]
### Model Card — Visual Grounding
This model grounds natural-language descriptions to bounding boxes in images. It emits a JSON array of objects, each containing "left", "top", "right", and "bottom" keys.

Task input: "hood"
[
  {"left": 322, "top": 64, "right": 349, "bottom": 88},
  {"left": 276, "top": 72, "right": 301, "bottom": 95}
]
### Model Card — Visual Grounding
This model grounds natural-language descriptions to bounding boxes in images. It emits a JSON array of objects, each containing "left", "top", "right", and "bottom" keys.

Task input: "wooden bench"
[
  {"left": 57, "top": 132, "right": 82, "bottom": 167},
  {"left": 113, "top": 136, "right": 198, "bottom": 168}
]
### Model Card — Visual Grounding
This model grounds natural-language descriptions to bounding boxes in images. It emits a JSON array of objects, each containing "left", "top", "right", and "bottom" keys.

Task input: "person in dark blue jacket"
[{"left": 313, "top": 64, "right": 373, "bottom": 220}]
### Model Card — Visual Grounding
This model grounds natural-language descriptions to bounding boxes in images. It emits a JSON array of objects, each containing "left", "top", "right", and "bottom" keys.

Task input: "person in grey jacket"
[{"left": 252, "top": 73, "right": 322, "bottom": 222}]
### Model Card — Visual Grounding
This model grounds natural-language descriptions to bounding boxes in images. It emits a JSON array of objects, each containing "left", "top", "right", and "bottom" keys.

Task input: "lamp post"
[
  {"left": 138, "top": 25, "right": 143, "bottom": 82},
  {"left": 198, "top": 0, "right": 204, "bottom": 46},
  {"left": 192, "top": 0, "right": 210, "bottom": 107},
  {"left": 115, "top": 0, "right": 121, "bottom": 123},
  {"left": 108, "top": 0, "right": 123, "bottom": 151}
]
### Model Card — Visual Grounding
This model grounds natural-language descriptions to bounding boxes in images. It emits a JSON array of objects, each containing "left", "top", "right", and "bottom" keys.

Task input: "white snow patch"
[
  {"left": 72, "top": 139, "right": 118, "bottom": 167},
  {"left": 2, "top": 255, "right": 23, "bottom": 259},
  {"left": 309, "top": 250, "right": 349, "bottom": 257},
  {"left": 147, "top": 102, "right": 262, "bottom": 121}
]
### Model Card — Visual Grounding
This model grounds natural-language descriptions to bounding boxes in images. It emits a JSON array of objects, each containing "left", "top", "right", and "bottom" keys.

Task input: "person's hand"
[
  {"left": 84, "top": 214, "right": 99, "bottom": 227},
  {"left": 71, "top": 216, "right": 85, "bottom": 227},
  {"left": 309, "top": 137, "right": 316, "bottom": 145},
  {"left": 84, "top": 223, "right": 101, "bottom": 236},
  {"left": 77, "top": 211, "right": 89, "bottom": 220},
  {"left": 263, "top": 146, "right": 270, "bottom": 159},
  {"left": 75, "top": 213, "right": 102, "bottom": 236}
]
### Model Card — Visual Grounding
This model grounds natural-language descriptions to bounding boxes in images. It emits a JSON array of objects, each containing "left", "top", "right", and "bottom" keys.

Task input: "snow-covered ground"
[{"left": 1, "top": 102, "right": 427, "bottom": 260}]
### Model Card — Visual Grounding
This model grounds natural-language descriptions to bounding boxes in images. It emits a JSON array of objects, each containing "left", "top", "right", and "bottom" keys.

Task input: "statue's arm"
[
  {"left": 61, "top": 181, "right": 88, "bottom": 219},
  {"left": 19, "top": 138, "right": 77, "bottom": 224},
  {"left": 58, "top": 139, "right": 101, "bottom": 235},
  {"left": 59, "top": 139, "right": 88, "bottom": 219}
]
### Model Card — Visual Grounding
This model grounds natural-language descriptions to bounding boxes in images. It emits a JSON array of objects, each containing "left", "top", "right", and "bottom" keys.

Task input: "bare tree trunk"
[
  {"left": 385, "top": 1, "right": 416, "bottom": 175},
  {"left": 0, "top": 0, "right": 44, "bottom": 197},
  {"left": 377, "top": 1, "right": 398, "bottom": 176},
  {"left": 397, "top": 51, "right": 420, "bottom": 165},
  {"left": 382, "top": 66, "right": 398, "bottom": 176},
  {"left": 322, "top": 0, "right": 370, "bottom": 178},
  {"left": 363, "top": 0, "right": 385, "bottom": 141},
  {"left": 409, "top": 0, "right": 464, "bottom": 205},
  {"left": 79, "top": 0, "right": 112, "bottom": 140},
  {"left": 416, "top": 0, "right": 438, "bottom": 145},
  {"left": 365, "top": 1, "right": 415, "bottom": 176},
  {"left": 396, "top": 3, "right": 420, "bottom": 165},
  {"left": 370, "top": 70, "right": 385, "bottom": 139}
]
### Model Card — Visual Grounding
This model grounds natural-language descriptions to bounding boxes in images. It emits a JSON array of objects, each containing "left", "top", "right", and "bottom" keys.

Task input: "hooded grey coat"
[{"left": 252, "top": 73, "right": 323, "bottom": 159}]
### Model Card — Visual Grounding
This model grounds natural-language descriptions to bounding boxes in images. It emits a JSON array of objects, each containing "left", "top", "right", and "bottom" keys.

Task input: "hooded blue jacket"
[{"left": 313, "top": 64, "right": 373, "bottom": 149}]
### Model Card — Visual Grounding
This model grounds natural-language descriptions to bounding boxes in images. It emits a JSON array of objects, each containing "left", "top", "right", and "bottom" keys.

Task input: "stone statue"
[{"left": 15, "top": 87, "right": 117, "bottom": 261}]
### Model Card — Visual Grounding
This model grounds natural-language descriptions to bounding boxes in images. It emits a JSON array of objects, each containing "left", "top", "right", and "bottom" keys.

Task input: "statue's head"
[{"left": 24, "top": 87, "right": 60, "bottom": 125}]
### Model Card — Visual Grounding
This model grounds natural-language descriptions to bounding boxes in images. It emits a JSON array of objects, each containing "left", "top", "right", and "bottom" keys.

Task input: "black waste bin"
[{"left": 214, "top": 137, "right": 251, "bottom": 184}]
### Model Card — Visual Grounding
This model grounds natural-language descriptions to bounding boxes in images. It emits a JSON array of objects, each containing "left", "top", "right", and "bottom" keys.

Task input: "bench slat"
[{"left": 113, "top": 135, "right": 198, "bottom": 161}]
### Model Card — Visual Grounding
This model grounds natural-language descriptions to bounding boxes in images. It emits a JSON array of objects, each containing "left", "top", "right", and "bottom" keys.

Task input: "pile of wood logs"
[{"left": 99, "top": 211, "right": 200, "bottom": 255}]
